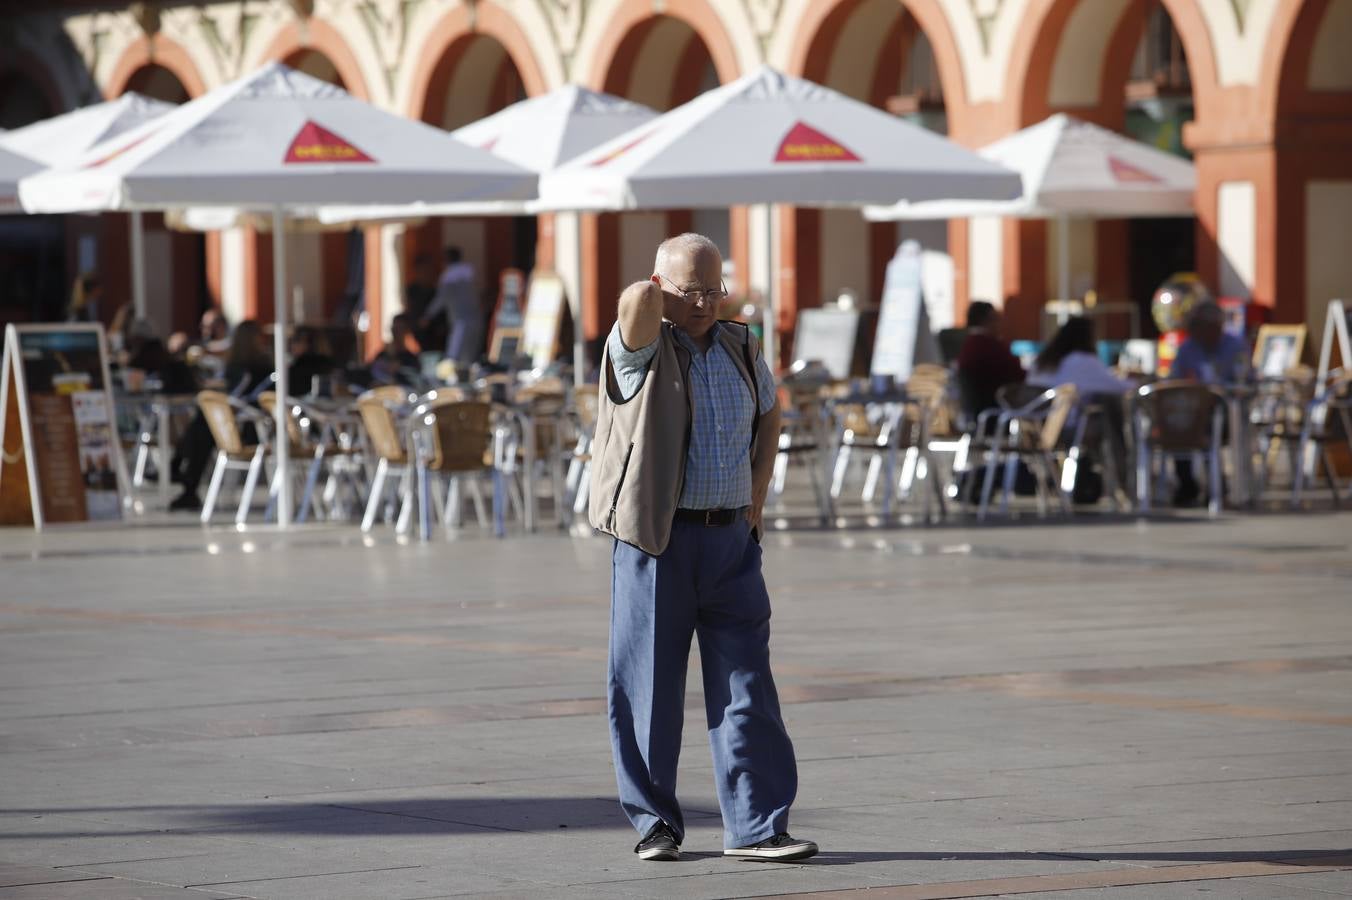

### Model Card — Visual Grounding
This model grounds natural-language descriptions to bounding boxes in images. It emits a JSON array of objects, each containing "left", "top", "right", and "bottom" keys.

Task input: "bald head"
[{"left": 655, "top": 233, "right": 721, "bottom": 279}]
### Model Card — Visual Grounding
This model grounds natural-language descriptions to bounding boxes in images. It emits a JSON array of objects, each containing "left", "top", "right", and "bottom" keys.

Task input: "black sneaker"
[
  {"left": 168, "top": 491, "right": 201, "bottom": 511},
  {"left": 724, "top": 833, "right": 818, "bottom": 861},
  {"left": 634, "top": 822, "right": 680, "bottom": 861}
]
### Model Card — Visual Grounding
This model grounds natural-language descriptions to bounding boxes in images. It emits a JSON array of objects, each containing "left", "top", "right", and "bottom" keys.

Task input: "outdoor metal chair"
[
  {"left": 410, "top": 398, "right": 499, "bottom": 538},
  {"left": 1292, "top": 371, "right": 1352, "bottom": 507},
  {"left": 976, "top": 382, "right": 1080, "bottom": 520},
  {"left": 563, "top": 385, "right": 600, "bottom": 524},
  {"left": 1133, "top": 382, "right": 1226, "bottom": 516},
  {"left": 357, "top": 390, "right": 415, "bottom": 533},
  {"left": 773, "top": 382, "right": 835, "bottom": 524},
  {"left": 196, "top": 390, "right": 269, "bottom": 525}
]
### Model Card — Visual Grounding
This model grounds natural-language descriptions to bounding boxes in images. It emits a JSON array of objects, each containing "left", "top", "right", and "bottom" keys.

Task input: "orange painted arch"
[
  {"left": 263, "top": 18, "right": 371, "bottom": 100},
  {"left": 585, "top": 0, "right": 742, "bottom": 90},
  {"left": 406, "top": 1, "right": 549, "bottom": 120},
  {"left": 105, "top": 34, "right": 208, "bottom": 100}
]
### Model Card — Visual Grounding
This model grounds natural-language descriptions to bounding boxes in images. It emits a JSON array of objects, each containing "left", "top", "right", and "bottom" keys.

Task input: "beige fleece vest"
[{"left": 589, "top": 321, "right": 761, "bottom": 556}]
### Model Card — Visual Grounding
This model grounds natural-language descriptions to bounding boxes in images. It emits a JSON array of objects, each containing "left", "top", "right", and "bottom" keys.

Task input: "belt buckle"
[{"left": 704, "top": 509, "right": 718, "bottom": 527}]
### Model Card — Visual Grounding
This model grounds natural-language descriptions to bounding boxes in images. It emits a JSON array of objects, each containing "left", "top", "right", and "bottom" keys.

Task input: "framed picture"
[
  {"left": 490, "top": 327, "right": 523, "bottom": 364},
  {"left": 1252, "top": 324, "right": 1307, "bottom": 378}
]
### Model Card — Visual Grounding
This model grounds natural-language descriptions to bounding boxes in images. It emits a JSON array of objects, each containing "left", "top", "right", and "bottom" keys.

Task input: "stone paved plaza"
[{"left": 1, "top": 511, "right": 1351, "bottom": 899}]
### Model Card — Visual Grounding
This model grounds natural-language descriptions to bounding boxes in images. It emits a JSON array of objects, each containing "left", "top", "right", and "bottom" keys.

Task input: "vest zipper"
[{"left": 606, "top": 441, "right": 635, "bottom": 530}]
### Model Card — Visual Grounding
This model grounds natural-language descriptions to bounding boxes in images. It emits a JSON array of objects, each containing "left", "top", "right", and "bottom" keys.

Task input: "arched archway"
[
  {"left": 984, "top": 0, "right": 1214, "bottom": 339},
  {"left": 1261, "top": 0, "right": 1352, "bottom": 342},
  {"left": 783, "top": 0, "right": 957, "bottom": 361},
  {"left": 404, "top": 14, "right": 543, "bottom": 363},
  {"left": 582, "top": 4, "right": 740, "bottom": 352}
]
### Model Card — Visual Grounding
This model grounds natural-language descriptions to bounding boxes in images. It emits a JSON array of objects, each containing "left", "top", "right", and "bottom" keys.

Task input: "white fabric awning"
[
  {"left": 0, "top": 146, "right": 41, "bottom": 213},
  {"left": 18, "top": 62, "right": 536, "bottom": 214},
  {"left": 315, "top": 84, "right": 659, "bottom": 224},
  {"left": 0, "top": 93, "right": 174, "bottom": 169},
  {"left": 863, "top": 113, "right": 1195, "bottom": 221},
  {"left": 535, "top": 66, "right": 1021, "bottom": 211}
]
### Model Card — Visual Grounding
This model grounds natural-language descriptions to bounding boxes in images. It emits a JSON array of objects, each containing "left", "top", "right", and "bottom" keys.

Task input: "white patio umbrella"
[
  {"left": 863, "top": 113, "right": 1196, "bottom": 300},
  {"left": 0, "top": 146, "right": 41, "bottom": 213},
  {"left": 319, "top": 84, "right": 660, "bottom": 385},
  {"left": 536, "top": 66, "right": 1021, "bottom": 369},
  {"left": 20, "top": 62, "right": 536, "bottom": 526},
  {"left": 1, "top": 93, "right": 178, "bottom": 319}
]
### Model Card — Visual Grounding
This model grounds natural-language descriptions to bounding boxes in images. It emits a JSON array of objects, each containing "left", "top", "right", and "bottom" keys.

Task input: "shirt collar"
[{"left": 673, "top": 321, "right": 721, "bottom": 353}]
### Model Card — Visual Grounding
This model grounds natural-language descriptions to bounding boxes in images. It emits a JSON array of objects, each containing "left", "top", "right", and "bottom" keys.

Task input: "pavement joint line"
[
  {"left": 738, "top": 858, "right": 1352, "bottom": 899},
  {"left": 51, "top": 854, "right": 217, "bottom": 868},
  {"left": 183, "top": 864, "right": 426, "bottom": 888}
]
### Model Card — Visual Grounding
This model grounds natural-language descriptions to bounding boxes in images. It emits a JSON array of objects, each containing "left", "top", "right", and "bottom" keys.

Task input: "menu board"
[
  {"left": 522, "top": 271, "right": 567, "bottom": 370},
  {"left": 0, "top": 324, "right": 128, "bottom": 529},
  {"left": 872, "top": 240, "right": 933, "bottom": 380},
  {"left": 794, "top": 308, "right": 860, "bottom": 379}
]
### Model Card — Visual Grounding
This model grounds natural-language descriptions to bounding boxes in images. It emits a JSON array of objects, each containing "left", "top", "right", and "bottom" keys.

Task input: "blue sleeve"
[
  {"left": 754, "top": 353, "right": 777, "bottom": 415},
  {"left": 606, "top": 322, "right": 658, "bottom": 402},
  {"left": 1170, "top": 341, "right": 1201, "bottom": 380}
]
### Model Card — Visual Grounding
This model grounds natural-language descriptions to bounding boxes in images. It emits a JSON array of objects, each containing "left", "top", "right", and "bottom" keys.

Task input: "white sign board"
[
  {"left": 794, "top": 308, "right": 859, "bottom": 379},
  {"left": 522, "top": 271, "right": 566, "bottom": 370},
  {"left": 871, "top": 240, "right": 938, "bottom": 380}
]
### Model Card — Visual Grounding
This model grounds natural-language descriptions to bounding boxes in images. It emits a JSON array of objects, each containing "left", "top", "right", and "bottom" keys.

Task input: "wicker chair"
[
  {"left": 196, "top": 390, "right": 268, "bottom": 525},
  {"left": 357, "top": 390, "right": 415, "bottom": 533},
  {"left": 410, "top": 399, "right": 498, "bottom": 537},
  {"left": 976, "top": 382, "right": 1080, "bottom": 520}
]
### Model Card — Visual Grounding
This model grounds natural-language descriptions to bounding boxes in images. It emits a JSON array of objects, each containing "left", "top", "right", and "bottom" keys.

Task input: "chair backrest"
[
  {"left": 906, "top": 367, "right": 953, "bottom": 436},
  {"left": 573, "top": 385, "right": 600, "bottom": 431},
  {"left": 423, "top": 400, "right": 493, "bottom": 473},
  {"left": 196, "top": 391, "right": 246, "bottom": 456},
  {"left": 357, "top": 395, "right": 408, "bottom": 463},
  {"left": 362, "top": 385, "right": 412, "bottom": 407},
  {"left": 257, "top": 392, "right": 305, "bottom": 448},
  {"left": 996, "top": 382, "right": 1048, "bottom": 410},
  {"left": 1039, "top": 383, "right": 1079, "bottom": 452},
  {"left": 1137, "top": 382, "right": 1222, "bottom": 452}
]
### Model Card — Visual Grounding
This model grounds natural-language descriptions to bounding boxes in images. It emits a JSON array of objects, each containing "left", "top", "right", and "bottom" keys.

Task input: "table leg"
[{"left": 157, "top": 402, "right": 171, "bottom": 505}]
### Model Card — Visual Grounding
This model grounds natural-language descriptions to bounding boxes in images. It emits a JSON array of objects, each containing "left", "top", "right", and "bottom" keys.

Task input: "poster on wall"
[
  {"left": 522, "top": 271, "right": 567, "bottom": 370},
  {"left": 0, "top": 324, "right": 130, "bottom": 529}
]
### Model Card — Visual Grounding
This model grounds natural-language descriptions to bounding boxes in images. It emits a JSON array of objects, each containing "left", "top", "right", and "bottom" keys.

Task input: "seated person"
[
  {"left": 1171, "top": 302, "right": 1249, "bottom": 385},
  {"left": 170, "top": 321, "right": 274, "bottom": 511},
  {"left": 1167, "top": 302, "right": 1248, "bottom": 506},
  {"left": 1028, "top": 316, "right": 1133, "bottom": 395},
  {"left": 956, "top": 300, "right": 1025, "bottom": 421},
  {"left": 1029, "top": 316, "right": 1133, "bottom": 501},
  {"left": 368, "top": 314, "right": 422, "bottom": 386},
  {"left": 288, "top": 325, "right": 337, "bottom": 395}
]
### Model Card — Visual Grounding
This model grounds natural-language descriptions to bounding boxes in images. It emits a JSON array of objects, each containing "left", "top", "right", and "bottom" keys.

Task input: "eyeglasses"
[{"left": 658, "top": 273, "right": 728, "bottom": 306}]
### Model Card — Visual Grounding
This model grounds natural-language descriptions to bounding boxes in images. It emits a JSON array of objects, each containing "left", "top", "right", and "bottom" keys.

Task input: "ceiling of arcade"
[{"left": 0, "top": 0, "right": 1308, "bottom": 126}]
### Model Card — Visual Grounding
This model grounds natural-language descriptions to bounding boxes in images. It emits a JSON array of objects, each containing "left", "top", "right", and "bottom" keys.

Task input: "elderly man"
[{"left": 589, "top": 233, "right": 816, "bottom": 863}]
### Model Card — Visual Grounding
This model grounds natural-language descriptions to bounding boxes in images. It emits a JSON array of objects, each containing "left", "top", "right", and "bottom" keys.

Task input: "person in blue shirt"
[
  {"left": 603, "top": 234, "right": 816, "bottom": 864},
  {"left": 1171, "top": 302, "right": 1248, "bottom": 385},
  {"left": 1167, "top": 302, "right": 1248, "bottom": 505}
]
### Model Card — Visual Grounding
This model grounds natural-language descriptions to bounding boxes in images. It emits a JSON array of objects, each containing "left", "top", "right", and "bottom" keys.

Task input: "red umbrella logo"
[
  {"left": 285, "top": 121, "right": 374, "bottom": 164},
  {"left": 775, "top": 122, "right": 861, "bottom": 163}
]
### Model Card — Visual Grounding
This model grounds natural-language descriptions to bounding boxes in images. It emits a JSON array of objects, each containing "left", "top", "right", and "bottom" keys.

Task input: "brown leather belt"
[{"left": 674, "top": 507, "right": 749, "bottom": 527}]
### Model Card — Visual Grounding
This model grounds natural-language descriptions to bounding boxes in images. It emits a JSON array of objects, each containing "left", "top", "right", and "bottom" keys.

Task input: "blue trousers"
[{"left": 608, "top": 519, "right": 798, "bottom": 849}]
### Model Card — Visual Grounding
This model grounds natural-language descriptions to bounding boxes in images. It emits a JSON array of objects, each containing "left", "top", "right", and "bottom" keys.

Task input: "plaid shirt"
[{"left": 607, "top": 322, "right": 777, "bottom": 510}]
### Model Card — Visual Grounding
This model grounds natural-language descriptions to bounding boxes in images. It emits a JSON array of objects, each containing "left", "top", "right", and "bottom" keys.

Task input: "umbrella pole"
[
  {"left": 271, "top": 205, "right": 291, "bottom": 528},
  {"left": 761, "top": 203, "right": 777, "bottom": 372},
  {"left": 572, "top": 210, "right": 586, "bottom": 388},
  {"left": 130, "top": 210, "right": 148, "bottom": 322},
  {"left": 1057, "top": 214, "right": 1071, "bottom": 323}
]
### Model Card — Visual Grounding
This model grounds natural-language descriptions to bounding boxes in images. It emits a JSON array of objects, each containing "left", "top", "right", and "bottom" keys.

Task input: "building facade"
[{"left": 1, "top": 0, "right": 1349, "bottom": 359}]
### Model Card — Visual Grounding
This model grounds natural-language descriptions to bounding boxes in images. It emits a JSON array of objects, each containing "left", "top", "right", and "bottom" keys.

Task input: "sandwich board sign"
[
  {"left": 872, "top": 240, "right": 939, "bottom": 381},
  {"left": 0, "top": 324, "right": 130, "bottom": 530},
  {"left": 522, "top": 270, "right": 567, "bottom": 370}
]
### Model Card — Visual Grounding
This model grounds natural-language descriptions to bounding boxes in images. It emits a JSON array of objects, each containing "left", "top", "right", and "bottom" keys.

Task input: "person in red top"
[{"left": 956, "top": 301, "right": 1026, "bottom": 420}]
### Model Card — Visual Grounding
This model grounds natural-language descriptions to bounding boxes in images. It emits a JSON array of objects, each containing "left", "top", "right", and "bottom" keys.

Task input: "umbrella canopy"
[
  {"left": 19, "top": 62, "right": 536, "bottom": 213},
  {"left": 0, "top": 92, "right": 175, "bottom": 169},
  {"left": 863, "top": 113, "right": 1195, "bottom": 221},
  {"left": 0, "top": 146, "right": 41, "bottom": 212},
  {"left": 315, "top": 84, "right": 658, "bottom": 224},
  {"left": 535, "top": 66, "right": 1021, "bottom": 211}
]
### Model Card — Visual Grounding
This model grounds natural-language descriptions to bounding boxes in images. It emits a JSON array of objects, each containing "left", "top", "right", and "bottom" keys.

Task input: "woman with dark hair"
[
  {"left": 1029, "top": 316, "right": 1132, "bottom": 395},
  {"left": 66, "top": 273, "right": 103, "bottom": 323},
  {"left": 170, "top": 320, "right": 273, "bottom": 511}
]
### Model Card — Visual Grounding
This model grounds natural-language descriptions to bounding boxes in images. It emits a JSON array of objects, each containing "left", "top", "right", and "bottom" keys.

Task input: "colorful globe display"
[{"left": 1150, "top": 272, "right": 1213, "bottom": 333}]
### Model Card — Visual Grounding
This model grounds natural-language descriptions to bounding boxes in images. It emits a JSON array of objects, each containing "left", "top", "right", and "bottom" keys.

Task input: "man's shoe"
[
  {"left": 168, "top": 491, "right": 201, "bottom": 512},
  {"left": 725, "top": 833, "right": 818, "bottom": 861},
  {"left": 634, "top": 822, "right": 680, "bottom": 861}
]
